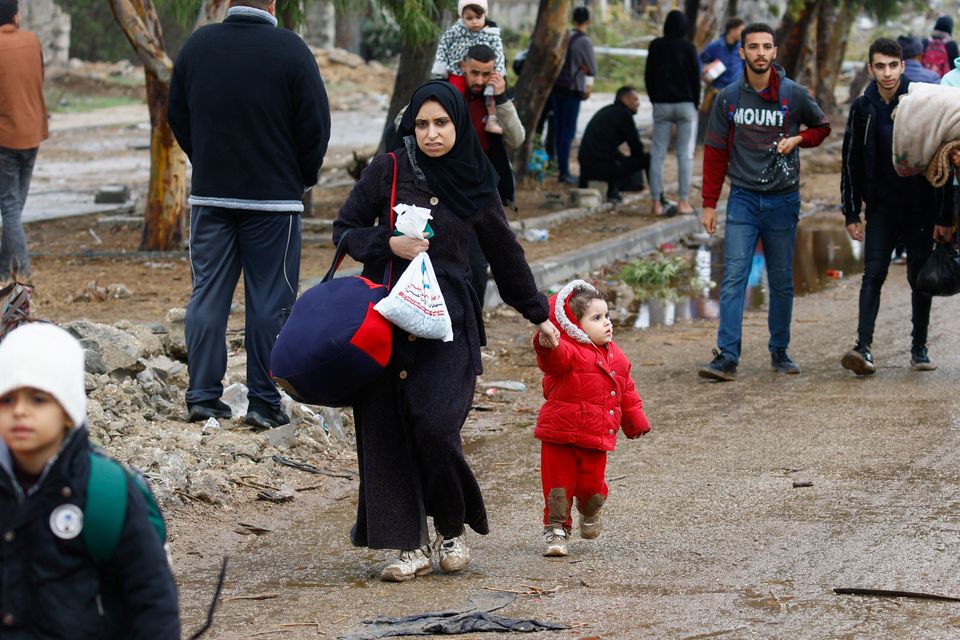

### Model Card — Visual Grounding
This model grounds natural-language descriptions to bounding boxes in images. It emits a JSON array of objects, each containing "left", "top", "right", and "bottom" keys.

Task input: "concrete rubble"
[{"left": 62, "top": 311, "right": 354, "bottom": 510}]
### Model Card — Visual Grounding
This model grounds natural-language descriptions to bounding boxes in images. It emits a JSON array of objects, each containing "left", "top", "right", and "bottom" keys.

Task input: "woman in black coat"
[{"left": 333, "top": 81, "right": 559, "bottom": 582}]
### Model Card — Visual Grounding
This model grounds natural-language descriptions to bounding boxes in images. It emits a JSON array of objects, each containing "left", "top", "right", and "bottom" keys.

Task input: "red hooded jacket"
[{"left": 533, "top": 280, "right": 649, "bottom": 451}]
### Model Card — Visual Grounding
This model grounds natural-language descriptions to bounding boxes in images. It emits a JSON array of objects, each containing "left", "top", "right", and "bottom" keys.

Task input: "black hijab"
[{"left": 398, "top": 80, "right": 500, "bottom": 218}]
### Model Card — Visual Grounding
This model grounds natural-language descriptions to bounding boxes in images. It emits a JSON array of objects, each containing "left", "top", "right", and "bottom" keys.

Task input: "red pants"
[{"left": 540, "top": 441, "right": 608, "bottom": 529}]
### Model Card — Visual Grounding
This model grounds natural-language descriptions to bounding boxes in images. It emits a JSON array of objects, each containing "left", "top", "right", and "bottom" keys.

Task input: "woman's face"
[{"left": 414, "top": 100, "right": 456, "bottom": 158}]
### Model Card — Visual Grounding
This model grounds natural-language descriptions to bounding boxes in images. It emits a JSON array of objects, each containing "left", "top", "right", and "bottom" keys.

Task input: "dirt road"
[{"left": 173, "top": 261, "right": 960, "bottom": 639}]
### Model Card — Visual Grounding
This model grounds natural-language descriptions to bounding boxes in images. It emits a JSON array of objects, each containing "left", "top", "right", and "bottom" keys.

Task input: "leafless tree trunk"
[
  {"left": 775, "top": 0, "right": 819, "bottom": 82},
  {"left": 194, "top": 0, "right": 229, "bottom": 31},
  {"left": 512, "top": 0, "right": 573, "bottom": 179},
  {"left": 814, "top": 1, "right": 857, "bottom": 114},
  {"left": 108, "top": 0, "right": 186, "bottom": 251}
]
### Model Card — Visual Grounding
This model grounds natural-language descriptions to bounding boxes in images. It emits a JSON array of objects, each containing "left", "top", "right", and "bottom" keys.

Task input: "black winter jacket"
[
  {"left": 644, "top": 13, "right": 701, "bottom": 106},
  {"left": 0, "top": 427, "right": 180, "bottom": 639},
  {"left": 168, "top": 10, "right": 330, "bottom": 212},
  {"left": 841, "top": 79, "right": 953, "bottom": 226}
]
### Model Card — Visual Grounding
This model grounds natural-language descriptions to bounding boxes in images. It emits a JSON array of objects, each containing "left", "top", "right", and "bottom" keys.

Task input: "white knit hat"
[
  {"left": 459, "top": 0, "right": 488, "bottom": 16},
  {"left": 0, "top": 323, "right": 87, "bottom": 428}
]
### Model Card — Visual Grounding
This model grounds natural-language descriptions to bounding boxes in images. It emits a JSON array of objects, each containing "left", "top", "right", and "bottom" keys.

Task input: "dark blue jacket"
[
  {"left": 168, "top": 10, "right": 331, "bottom": 212},
  {"left": 0, "top": 427, "right": 180, "bottom": 639}
]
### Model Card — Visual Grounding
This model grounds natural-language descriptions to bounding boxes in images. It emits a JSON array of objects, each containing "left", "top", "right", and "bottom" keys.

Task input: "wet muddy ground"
[
  {"left": 28, "top": 90, "right": 956, "bottom": 639},
  {"left": 173, "top": 256, "right": 960, "bottom": 639}
]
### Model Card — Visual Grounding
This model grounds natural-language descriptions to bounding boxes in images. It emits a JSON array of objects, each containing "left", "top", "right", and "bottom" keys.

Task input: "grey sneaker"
[
  {"left": 910, "top": 346, "right": 937, "bottom": 371},
  {"left": 698, "top": 348, "right": 737, "bottom": 381},
  {"left": 841, "top": 343, "right": 875, "bottom": 376},
  {"left": 771, "top": 349, "right": 801, "bottom": 374},
  {"left": 433, "top": 534, "right": 470, "bottom": 573},
  {"left": 543, "top": 527, "right": 569, "bottom": 557},
  {"left": 380, "top": 546, "right": 432, "bottom": 582},
  {"left": 579, "top": 509, "right": 602, "bottom": 540}
]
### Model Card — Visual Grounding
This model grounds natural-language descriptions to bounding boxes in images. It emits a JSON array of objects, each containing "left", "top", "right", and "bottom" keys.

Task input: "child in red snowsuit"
[{"left": 533, "top": 279, "right": 649, "bottom": 557}]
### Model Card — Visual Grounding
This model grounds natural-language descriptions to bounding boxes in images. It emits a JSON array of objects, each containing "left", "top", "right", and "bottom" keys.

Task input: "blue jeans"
[
  {"left": 0, "top": 147, "right": 38, "bottom": 280},
  {"left": 717, "top": 186, "right": 801, "bottom": 362},
  {"left": 551, "top": 93, "right": 582, "bottom": 178}
]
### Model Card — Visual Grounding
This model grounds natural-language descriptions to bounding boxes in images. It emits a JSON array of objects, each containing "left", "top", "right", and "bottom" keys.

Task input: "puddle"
[{"left": 628, "top": 214, "right": 863, "bottom": 326}]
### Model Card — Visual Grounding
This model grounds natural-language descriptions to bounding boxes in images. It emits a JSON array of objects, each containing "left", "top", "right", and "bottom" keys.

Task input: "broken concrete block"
[
  {"left": 567, "top": 188, "right": 603, "bottom": 209},
  {"left": 263, "top": 422, "right": 298, "bottom": 448},
  {"left": 66, "top": 320, "right": 145, "bottom": 375},
  {"left": 94, "top": 185, "right": 130, "bottom": 204}
]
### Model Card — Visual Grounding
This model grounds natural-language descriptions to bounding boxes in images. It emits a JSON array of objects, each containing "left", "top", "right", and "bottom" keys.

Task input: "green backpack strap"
[{"left": 83, "top": 452, "right": 128, "bottom": 565}]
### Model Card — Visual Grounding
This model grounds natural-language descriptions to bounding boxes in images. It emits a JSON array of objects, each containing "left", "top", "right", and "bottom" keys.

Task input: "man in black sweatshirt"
[
  {"left": 168, "top": 0, "right": 330, "bottom": 428},
  {"left": 577, "top": 86, "right": 647, "bottom": 202},
  {"left": 840, "top": 37, "right": 953, "bottom": 375}
]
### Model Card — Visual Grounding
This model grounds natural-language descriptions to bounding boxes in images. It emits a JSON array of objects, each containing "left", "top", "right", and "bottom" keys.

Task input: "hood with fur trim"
[{"left": 549, "top": 279, "right": 599, "bottom": 345}]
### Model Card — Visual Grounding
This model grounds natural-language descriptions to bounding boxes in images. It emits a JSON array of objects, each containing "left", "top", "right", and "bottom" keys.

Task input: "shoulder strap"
[
  {"left": 83, "top": 453, "right": 128, "bottom": 565},
  {"left": 778, "top": 77, "right": 795, "bottom": 136},
  {"left": 386, "top": 151, "right": 397, "bottom": 290},
  {"left": 325, "top": 152, "right": 399, "bottom": 287},
  {"left": 721, "top": 82, "right": 741, "bottom": 151}
]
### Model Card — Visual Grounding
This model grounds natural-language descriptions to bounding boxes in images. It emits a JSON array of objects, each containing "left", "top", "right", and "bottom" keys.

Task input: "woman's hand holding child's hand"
[
  {"left": 537, "top": 321, "right": 561, "bottom": 349},
  {"left": 389, "top": 233, "right": 430, "bottom": 260}
]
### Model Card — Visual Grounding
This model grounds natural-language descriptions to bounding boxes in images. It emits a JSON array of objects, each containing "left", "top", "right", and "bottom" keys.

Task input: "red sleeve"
[
  {"left": 618, "top": 359, "right": 650, "bottom": 439},
  {"left": 702, "top": 144, "right": 730, "bottom": 209},
  {"left": 533, "top": 334, "right": 575, "bottom": 377},
  {"left": 798, "top": 123, "right": 831, "bottom": 148},
  {"left": 620, "top": 371, "right": 650, "bottom": 438}
]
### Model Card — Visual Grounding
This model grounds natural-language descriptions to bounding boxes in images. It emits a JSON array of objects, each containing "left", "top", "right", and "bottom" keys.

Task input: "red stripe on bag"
[{"left": 350, "top": 302, "right": 393, "bottom": 366}]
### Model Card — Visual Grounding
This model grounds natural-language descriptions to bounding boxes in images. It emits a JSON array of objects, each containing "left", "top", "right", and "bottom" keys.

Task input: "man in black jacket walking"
[
  {"left": 577, "top": 86, "right": 647, "bottom": 202},
  {"left": 168, "top": 0, "right": 330, "bottom": 427},
  {"left": 840, "top": 37, "right": 953, "bottom": 375}
]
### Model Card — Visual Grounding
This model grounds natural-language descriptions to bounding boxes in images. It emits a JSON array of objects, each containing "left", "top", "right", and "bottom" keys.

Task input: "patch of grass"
[{"left": 46, "top": 92, "right": 143, "bottom": 114}]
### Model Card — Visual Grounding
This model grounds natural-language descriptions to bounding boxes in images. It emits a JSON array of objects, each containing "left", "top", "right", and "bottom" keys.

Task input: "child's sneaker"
[
  {"left": 542, "top": 527, "right": 569, "bottom": 557},
  {"left": 433, "top": 534, "right": 471, "bottom": 573},
  {"left": 380, "top": 546, "right": 432, "bottom": 582},
  {"left": 579, "top": 509, "right": 602, "bottom": 539},
  {"left": 485, "top": 114, "right": 504, "bottom": 135}
]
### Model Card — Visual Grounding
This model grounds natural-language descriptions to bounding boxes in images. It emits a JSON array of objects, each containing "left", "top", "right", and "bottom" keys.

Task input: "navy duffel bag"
[
  {"left": 271, "top": 230, "right": 393, "bottom": 407},
  {"left": 272, "top": 153, "right": 398, "bottom": 407}
]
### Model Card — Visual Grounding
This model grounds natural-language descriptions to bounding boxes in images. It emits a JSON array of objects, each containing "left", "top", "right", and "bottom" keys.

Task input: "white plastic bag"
[{"left": 375, "top": 252, "right": 454, "bottom": 341}]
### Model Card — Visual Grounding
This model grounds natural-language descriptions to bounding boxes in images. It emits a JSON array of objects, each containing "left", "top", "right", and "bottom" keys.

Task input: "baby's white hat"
[
  {"left": 459, "top": 0, "right": 488, "bottom": 16},
  {"left": 0, "top": 323, "right": 87, "bottom": 427}
]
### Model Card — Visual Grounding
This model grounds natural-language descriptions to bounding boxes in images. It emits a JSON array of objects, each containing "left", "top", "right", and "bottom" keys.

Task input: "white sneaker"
[
  {"left": 542, "top": 527, "right": 569, "bottom": 557},
  {"left": 433, "top": 534, "right": 471, "bottom": 573},
  {"left": 380, "top": 546, "right": 432, "bottom": 582},
  {"left": 579, "top": 509, "right": 602, "bottom": 540}
]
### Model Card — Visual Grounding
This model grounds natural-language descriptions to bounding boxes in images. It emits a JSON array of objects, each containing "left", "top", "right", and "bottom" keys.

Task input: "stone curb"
[{"left": 482, "top": 214, "right": 705, "bottom": 309}]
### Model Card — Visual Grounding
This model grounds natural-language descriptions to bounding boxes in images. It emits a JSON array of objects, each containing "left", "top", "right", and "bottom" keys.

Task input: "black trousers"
[
  {"left": 578, "top": 155, "right": 646, "bottom": 199},
  {"left": 857, "top": 206, "right": 934, "bottom": 349}
]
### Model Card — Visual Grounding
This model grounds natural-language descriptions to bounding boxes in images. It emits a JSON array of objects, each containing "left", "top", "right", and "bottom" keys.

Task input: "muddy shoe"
[
  {"left": 698, "top": 349, "right": 737, "bottom": 381},
  {"left": 841, "top": 343, "right": 875, "bottom": 376},
  {"left": 433, "top": 534, "right": 471, "bottom": 573},
  {"left": 380, "top": 546, "right": 432, "bottom": 582},
  {"left": 770, "top": 349, "right": 800, "bottom": 374},
  {"left": 484, "top": 114, "right": 504, "bottom": 135},
  {"left": 910, "top": 346, "right": 937, "bottom": 371},
  {"left": 543, "top": 527, "right": 569, "bottom": 557},
  {"left": 579, "top": 509, "right": 602, "bottom": 540}
]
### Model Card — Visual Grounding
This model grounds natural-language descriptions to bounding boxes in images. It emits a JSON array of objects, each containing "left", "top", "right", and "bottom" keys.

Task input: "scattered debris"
[
  {"left": 834, "top": 588, "right": 960, "bottom": 602},
  {"left": 224, "top": 592, "right": 281, "bottom": 602},
  {"left": 257, "top": 488, "right": 296, "bottom": 504}
]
